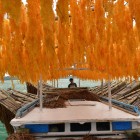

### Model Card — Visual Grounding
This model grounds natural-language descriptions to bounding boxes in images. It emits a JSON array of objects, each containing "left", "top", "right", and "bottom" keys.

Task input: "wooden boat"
[{"left": 10, "top": 90, "right": 140, "bottom": 140}]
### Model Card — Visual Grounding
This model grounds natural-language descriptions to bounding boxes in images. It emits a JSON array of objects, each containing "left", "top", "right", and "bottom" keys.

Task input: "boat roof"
[{"left": 11, "top": 101, "right": 140, "bottom": 126}]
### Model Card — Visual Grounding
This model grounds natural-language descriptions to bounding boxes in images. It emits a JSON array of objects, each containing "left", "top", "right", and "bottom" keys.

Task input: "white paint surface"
[{"left": 11, "top": 101, "right": 140, "bottom": 126}]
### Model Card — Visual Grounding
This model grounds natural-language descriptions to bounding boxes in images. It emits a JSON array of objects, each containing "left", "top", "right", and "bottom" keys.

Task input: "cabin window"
[
  {"left": 70, "top": 122, "right": 91, "bottom": 132},
  {"left": 96, "top": 122, "right": 110, "bottom": 131},
  {"left": 49, "top": 123, "right": 65, "bottom": 132}
]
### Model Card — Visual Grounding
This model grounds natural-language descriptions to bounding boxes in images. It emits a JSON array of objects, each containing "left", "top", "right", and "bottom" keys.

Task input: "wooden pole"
[
  {"left": 79, "top": 79, "right": 80, "bottom": 87},
  {"left": 40, "top": 75, "right": 43, "bottom": 111},
  {"left": 37, "top": 81, "right": 40, "bottom": 98},
  {"left": 54, "top": 79, "right": 55, "bottom": 88},
  {"left": 108, "top": 79, "right": 112, "bottom": 110},
  {"left": 57, "top": 79, "right": 58, "bottom": 88},
  {"left": 101, "top": 79, "right": 103, "bottom": 95}
]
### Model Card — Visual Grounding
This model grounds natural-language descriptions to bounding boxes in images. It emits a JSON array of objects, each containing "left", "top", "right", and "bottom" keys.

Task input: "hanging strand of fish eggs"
[
  {"left": 67, "top": 0, "right": 87, "bottom": 69},
  {"left": 0, "top": 0, "right": 4, "bottom": 80},
  {"left": 9, "top": 2, "right": 22, "bottom": 77},
  {"left": 26, "top": 0, "right": 43, "bottom": 82},
  {"left": 86, "top": 0, "right": 95, "bottom": 70},
  {"left": 123, "top": 5, "right": 137, "bottom": 78},
  {"left": 0, "top": 20, "right": 10, "bottom": 81},
  {"left": 18, "top": 4, "right": 29, "bottom": 82},
  {"left": 1, "top": 0, "right": 21, "bottom": 57},
  {"left": 112, "top": 0, "right": 130, "bottom": 79},
  {"left": 0, "top": 0, "right": 4, "bottom": 44},
  {"left": 103, "top": 4, "right": 113, "bottom": 80},
  {"left": 110, "top": 0, "right": 138, "bottom": 79},
  {"left": 106, "top": 1, "right": 134, "bottom": 79},
  {"left": 67, "top": 0, "right": 86, "bottom": 69},
  {"left": 74, "top": 0, "right": 97, "bottom": 78},
  {"left": 111, "top": 1, "right": 122, "bottom": 78},
  {"left": 76, "top": 0, "right": 90, "bottom": 69},
  {"left": 123, "top": 0, "right": 136, "bottom": 77},
  {"left": 102, "top": 0, "right": 113, "bottom": 77},
  {"left": 40, "top": 0, "right": 58, "bottom": 81},
  {"left": 133, "top": 20, "right": 140, "bottom": 79},
  {"left": 104, "top": 0, "right": 117, "bottom": 79},
  {"left": 86, "top": 1, "right": 98, "bottom": 72},
  {"left": 105, "top": 0, "right": 120, "bottom": 78},
  {"left": 0, "top": 12, "right": 12, "bottom": 78},
  {"left": 74, "top": 0, "right": 108, "bottom": 80},
  {"left": 56, "top": 0, "right": 69, "bottom": 69},
  {"left": 128, "top": 0, "right": 140, "bottom": 79},
  {"left": 94, "top": 0, "right": 106, "bottom": 77},
  {"left": 1, "top": 0, "right": 22, "bottom": 78},
  {"left": 65, "top": 0, "right": 76, "bottom": 66},
  {"left": 124, "top": 2, "right": 136, "bottom": 78},
  {"left": 129, "top": 0, "right": 140, "bottom": 41},
  {"left": 128, "top": 0, "right": 140, "bottom": 70}
]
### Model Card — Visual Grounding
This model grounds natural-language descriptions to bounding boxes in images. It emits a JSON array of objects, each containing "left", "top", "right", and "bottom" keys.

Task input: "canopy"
[{"left": 0, "top": 0, "right": 140, "bottom": 82}]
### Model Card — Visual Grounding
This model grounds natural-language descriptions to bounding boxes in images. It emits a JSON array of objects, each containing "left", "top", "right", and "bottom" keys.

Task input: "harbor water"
[
  {"left": 0, "top": 122, "right": 7, "bottom": 140},
  {"left": 0, "top": 78, "right": 100, "bottom": 140}
]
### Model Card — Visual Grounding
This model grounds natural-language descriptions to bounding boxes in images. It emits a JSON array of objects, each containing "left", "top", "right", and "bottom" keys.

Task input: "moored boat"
[{"left": 10, "top": 89, "right": 140, "bottom": 140}]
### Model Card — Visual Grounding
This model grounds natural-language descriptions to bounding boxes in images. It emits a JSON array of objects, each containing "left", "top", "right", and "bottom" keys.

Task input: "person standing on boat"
[{"left": 68, "top": 78, "right": 77, "bottom": 88}]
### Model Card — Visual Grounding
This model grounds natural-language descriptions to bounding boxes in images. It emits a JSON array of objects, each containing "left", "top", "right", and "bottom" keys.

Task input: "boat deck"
[{"left": 11, "top": 101, "right": 140, "bottom": 126}]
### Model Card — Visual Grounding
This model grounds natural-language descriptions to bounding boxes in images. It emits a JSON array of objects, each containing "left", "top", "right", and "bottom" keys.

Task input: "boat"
[{"left": 10, "top": 88, "right": 140, "bottom": 140}]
